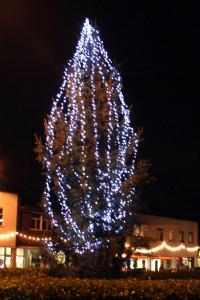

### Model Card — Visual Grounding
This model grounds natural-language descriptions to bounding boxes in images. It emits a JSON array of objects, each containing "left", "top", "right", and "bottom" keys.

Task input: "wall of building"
[
  {"left": 137, "top": 213, "right": 198, "bottom": 257},
  {"left": 127, "top": 213, "right": 199, "bottom": 270},
  {"left": 0, "top": 192, "right": 199, "bottom": 270},
  {"left": 0, "top": 192, "right": 18, "bottom": 248}
]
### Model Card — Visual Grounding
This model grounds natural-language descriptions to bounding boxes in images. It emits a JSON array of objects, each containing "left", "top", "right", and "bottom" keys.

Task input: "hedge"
[{"left": 0, "top": 270, "right": 200, "bottom": 299}]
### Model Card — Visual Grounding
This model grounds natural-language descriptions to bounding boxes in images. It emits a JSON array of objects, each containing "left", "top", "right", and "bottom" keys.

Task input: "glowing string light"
[
  {"left": 42, "top": 18, "right": 138, "bottom": 253},
  {"left": 133, "top": 241, "right": 199, "bottom": 254},
  {"left": 0, "top": 231, "right": 51, "bottom": 242},
  {"left": 1, "top": 232, "right": 198, "bottom": 254}
]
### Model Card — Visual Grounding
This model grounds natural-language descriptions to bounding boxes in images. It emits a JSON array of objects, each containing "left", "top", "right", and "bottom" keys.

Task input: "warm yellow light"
[
  {"left": 1, "top": 232, "right": 198, "bottom": 254},
  {"left": 164, "top": 242, "right": 185, "bottom": 252},
  {"left": 0, "top": 232, "right": 16, "bottom": 240},
  {"left": 135, "top": 247, "right": 149, "bottom": 254},
  {"left": 0, "top": 231, "right": 51, "bottom": 242},
  {"left": 125, "top": 242, "right": 130, "bottom": 248},
  {"left": 134, "top": 241, "right": 199, "bottom": 254},
  {"left": 187, "top": 246, "right": 199, "bottom": 252}
]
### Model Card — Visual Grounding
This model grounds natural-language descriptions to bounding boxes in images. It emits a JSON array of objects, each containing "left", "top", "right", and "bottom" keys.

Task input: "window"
[
  {"left": 166, "top": 259, "right": 171, "bottom": 269},
  {"left": 0, "top": 208, "right": 3, "bottom": 226},
  {"left": 188, "top": 232, "right": 194, "bottom": 243},
  {"left": 42, "top": 218, "right": 52, "bottom": 231},
  {"left": 168, "top": 230, "right": 174, "bottom": 241},
  {"left": 31, "top": 214, "right": 41, "bottom": 230},
  {"left": 0, "top": 247, "right": 11, "bottom": 268},
  {"left": 31, "top": 214, "right": 52, "bottom": 231},
  {"left": 142, "top": 259, "right": 146, "bottom": 269},
  {"left": 133, "top": 224, "right": 147, "bottom": 237},
  {"left": 134, "top": 225, "right": 142, "bottom": 237},
  {"left": 16, "top": 249, "right": 24, "bottom": 268},
  {"left": 179, "top": 231, "right": 184, "bottom": 242},
  {"left": 141, "top": 225, "right": 148, "bottom": 237},
  {"left": 157, "top": 228, "right": 163, "bottom": 241}
]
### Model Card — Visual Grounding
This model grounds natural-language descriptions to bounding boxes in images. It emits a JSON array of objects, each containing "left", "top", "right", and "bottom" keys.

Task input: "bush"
[
  {"left": 1, "top": 269, "right": 200, "bottom": 299},
  {"left": 46, "top": 263, "right": 76, "bottom": 278},
  {"left": 122, "top": 269, "right": 200, "bottom": 280}
]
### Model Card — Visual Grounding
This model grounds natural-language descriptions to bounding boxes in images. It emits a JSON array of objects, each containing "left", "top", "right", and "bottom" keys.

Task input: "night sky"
[{"left": 0, "top": 1, "right": 199, "bottom": 221}]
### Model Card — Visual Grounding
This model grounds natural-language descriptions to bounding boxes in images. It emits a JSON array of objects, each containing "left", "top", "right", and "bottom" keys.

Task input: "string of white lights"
[
  {"left": 1, "top": 232, "right": 198, "bottom": 253},
  {"left": 43, "top": 18, "right": 138, "bottom": 253},
  {"left": 131, "top": 241, "right": 199, "bottom": 254}
]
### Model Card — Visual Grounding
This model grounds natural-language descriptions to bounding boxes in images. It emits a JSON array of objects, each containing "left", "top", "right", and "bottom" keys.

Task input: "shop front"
[
  {"left": 0, "top": 247, "right": 41, "bottom": 268},
  {"left": 129, "top": 255, "right": 162, "bottom": 271},
  {"left": 0, "top": 247, "right": 12, "bottom": 268},
  {"left": 16, "top": 248, "right": 41, "bottom": 268},
  {"left": 128, "top": 254, "right": 183, "bottom": 271}
]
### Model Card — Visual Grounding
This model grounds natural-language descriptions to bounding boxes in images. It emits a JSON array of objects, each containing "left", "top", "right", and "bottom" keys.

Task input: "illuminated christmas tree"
[{"left": 36, "top": 18, "right": 138, "bottom": 255}]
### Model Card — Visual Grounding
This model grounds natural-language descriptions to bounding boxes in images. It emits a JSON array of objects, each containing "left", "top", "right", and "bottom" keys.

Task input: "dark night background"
[{"left": 0, "top": 1, "right": 199, "bottom": 221}]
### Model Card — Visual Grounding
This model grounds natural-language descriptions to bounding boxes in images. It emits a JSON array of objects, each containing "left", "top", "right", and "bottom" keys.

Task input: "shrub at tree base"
[{"left": 0, "top": 272, "right": 200, "bottom": 299}]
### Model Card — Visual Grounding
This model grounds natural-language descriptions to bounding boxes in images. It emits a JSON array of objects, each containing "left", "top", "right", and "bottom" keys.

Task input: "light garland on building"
[
  {"left": 133, "top": 241, "right": 199, "bottom": 254},
  {"left": 0, "top": 231, "right": 51, "bottom": 242},
  {"left": 0, "top": 232, "right": 16, "bottom": 240},
  {"left": 42, "top": 18, "right": 138, "bottom": 253},
  {"left": 0, "top": 232, "right": 199, "bottom": 255},
  {"left": 16, "top": 232, "right": 52, "bottom": 242}
]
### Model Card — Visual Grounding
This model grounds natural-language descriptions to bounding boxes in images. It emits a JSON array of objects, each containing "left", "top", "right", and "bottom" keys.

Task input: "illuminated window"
[
  {"left": 0, "top": 247, "right": 11, "bottom": 268},
  {"left": 157, "top": 228, "right": 163, "bottom": 241},
  {"left": 188, "top": 232, "right": 194, "bottom": 243},
  {"left": 168, "top": 230, "right": 174, "bottom": 241},
  {"left": 134, "top": 224, "right": 147, "bottom": 237},
  {"left": 142, "top": 259, "right": 146, "bottom": 269},
  {"left": 198, "top": 249, "right": 200, "bottom": 258},
  {"left": 31, "top": 214, "right": 51, "bottom": 231},
  {"left": 16, "top": 248, "right": 24, "bottom": 268},
  {"left": 179, "top": 231, "right": 184, "bottom": 242},
  {"left": 134, "top": 225, "right": 141, "bottom": 236},
  {"left": 0, "top": 208, "right": 3, "bottom": 226},
  {"left": 17, "top": 248, "right": 24, "bottom": 256}
]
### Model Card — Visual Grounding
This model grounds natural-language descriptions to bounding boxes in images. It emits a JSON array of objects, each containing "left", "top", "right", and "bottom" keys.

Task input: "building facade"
[
  {"left": 0, "top": 192, "right": 18, "bottom": 268},
  {"left": 0, "top": 191, "right": 199, "bottom": 270},
  {"left": 0, "top": 191, "right": 51, "bottom": 268},
  {"left": 125, "top": 213, "right": 199, "bottom": 271}
]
